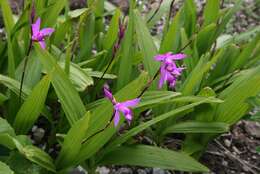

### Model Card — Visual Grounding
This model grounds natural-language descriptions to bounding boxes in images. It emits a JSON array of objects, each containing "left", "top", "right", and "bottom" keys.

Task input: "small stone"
[
  {"left": 152, "top": 168, "right": 165, "bottom": 174},
  {"left": 244, "top": 121, "right": 260, "bottom": 138},
  {"left": 137, "top": 169, "right": 147, "bottom": 174},
  {"left": 115, "top": 168, "right": 133, "bottom": 174},
  {"left": 96, "top": 166, "right": 110, "bottom": 174},
  {"left": 224, "top": 139, "right": 231, "bottom": 147},
  {"left": 33, "top": 128, "right": 45, "bottom": 142},
  {"left": 222, "top": 160, "right": 228, "bottom": 166}
]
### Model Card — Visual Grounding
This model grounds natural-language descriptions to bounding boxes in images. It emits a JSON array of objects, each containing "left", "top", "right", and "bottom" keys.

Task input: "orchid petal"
[
  {"left": 121, "top": 98, "right": 140, "bottom": 108},
  {"left": 169, "top": 53, "right": 186, "bottom": 60},
  {"left": 32, "top": 18, "right": 41, "bottom": 35},
  {"left": 39, "top": 41, "right": 46, "bottom": 49},
  {"left": 154, "top": 55, "right": 165, "bottom": 61},
  {"left": 104, "top": 86, "right": 114, "bottom": 102},
  {"left": 40, "top": 28, "right": 55, "bottom": 37},
  {"left": 114, "top": 110, "right": 120, "bottom": 126},
  {"left": 158, "top": 66, "right": 167, "bottom": 89}
]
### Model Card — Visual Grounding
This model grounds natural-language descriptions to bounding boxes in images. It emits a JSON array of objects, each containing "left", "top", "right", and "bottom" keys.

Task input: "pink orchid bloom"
[
  {"left": 104, "top": 85, "right": 140, "bottom": 126},
  {"left": 155, "top": 52, "right": 186, "bottom": 89},
  {"left": 31, "top": 18, "right": 54, "bottom": 49}
]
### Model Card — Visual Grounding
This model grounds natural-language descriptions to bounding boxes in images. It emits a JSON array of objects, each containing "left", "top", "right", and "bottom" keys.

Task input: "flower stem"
[{"left": 19, "top": 39, "right": 32, "bottom": 104}]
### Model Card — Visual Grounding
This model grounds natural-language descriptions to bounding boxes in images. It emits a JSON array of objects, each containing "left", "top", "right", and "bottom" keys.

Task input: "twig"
[{"left": 214, "top": 140, "right": 260, "bottom": 174}]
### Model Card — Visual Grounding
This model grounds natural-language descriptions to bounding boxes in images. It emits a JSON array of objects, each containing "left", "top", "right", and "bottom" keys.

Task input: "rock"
[
  {"left": 33, "top": 127, "right": 45, "bottom": 143},
  {"left": 224, "top": 139, "right": 231, "bottom": 147},
  {"left": 115, "top": 168, "right": 133, "bottom": 174},
  {"left": 96, "top": 166, "right": 110, "bottom": 174},
  {"left": 152, "top": 168, "right": 165, "bottom": 174},
  {"left": 244, "top": 121, "right": 260, "bottom": 138},
  {"left": 136, "top": 169, "right": 147, "bottom": 174}
]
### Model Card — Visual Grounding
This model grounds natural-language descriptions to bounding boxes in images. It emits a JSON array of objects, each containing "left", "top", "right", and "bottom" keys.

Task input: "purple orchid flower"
[
  {"left": 155, "top": 52, "right": 186, "bottom": 89},
  {"left": 104, "top": 85, "right": 140, "bottom": 127},
  {"left": 31, "top": 18, "right": 54, "bottom": 49}
]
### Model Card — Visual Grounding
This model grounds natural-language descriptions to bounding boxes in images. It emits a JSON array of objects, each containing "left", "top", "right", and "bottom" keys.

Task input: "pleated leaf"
[
  {"left": 163, "top": 121, "right": 229, "bottom": 134},
  {"left": 0, "top": 161, "right": 14, "bottom": 174},
  {"left": 35, "top": 44, "right": 86, "bottom": 125},
  {"left": 56, "top": 112, "right": 91, "bottom": 170},
  {"left": 13, "top": 75, "right": 51, "bottom": 134},
  {"left": 100, "top": 145, "right": 209, "bottom": 172}
]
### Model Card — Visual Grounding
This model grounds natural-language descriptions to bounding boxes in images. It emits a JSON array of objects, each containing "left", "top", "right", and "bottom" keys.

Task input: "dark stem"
[
  {"left": 19, "top": 39, "right": 32, "bottom": 104},
  {"left": 81, "top": 111, "right": 114, "bottom": 144},
  {"left": 94, "top": 18, "right": 125, "bottom": 88},
  {"left": 147, "top": 0, "right": 164, "bottom": 23}
]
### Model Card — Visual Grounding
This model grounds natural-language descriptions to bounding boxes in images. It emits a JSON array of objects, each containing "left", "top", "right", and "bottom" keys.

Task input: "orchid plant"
[{"left": 0, "top": 0, "right": 259, "bottom": 174}]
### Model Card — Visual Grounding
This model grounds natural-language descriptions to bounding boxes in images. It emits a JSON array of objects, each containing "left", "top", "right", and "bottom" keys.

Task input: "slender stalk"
[
  {"left": 19, "top": 39, "right": 32, "bottom": 103},
  {"left": 147, "top": 0, "right": 164, "bottom": 23}
]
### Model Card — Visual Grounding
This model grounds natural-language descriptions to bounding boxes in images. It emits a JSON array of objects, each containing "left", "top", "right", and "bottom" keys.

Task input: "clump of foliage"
[{"left": 0, "top": 0, "right": 259, "bottom": 173}]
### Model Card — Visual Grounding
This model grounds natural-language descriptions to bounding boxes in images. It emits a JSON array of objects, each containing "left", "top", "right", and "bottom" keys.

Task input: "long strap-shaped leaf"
[
  {"left": 56, "top": 112, "right": 91, "bottom": 170},
  {"left": 99, "top": 145, "right": 209, "bottom": 172},
  {"left": 134, "top": 10, "right": 159, "bottom": 77},
  {"left": 35, "top": 44, "right": 86, "bottom": 125},
  {"left": 13, "top": 75, "right": 51, "bottom": 134},
  {"left": 0, "top": 161, "right": 14, "bottom": 174}
]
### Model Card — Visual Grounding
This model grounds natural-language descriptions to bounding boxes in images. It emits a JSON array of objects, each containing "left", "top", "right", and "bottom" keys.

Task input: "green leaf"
[
  {"left": 76, "top": 73, "right": 149, "bottom": 163},
  {"left": 163, "top": 121, "right": 229, "bottom": 134},
  {"left": 160, "top": 8, "right": 183, "bottom": 53},
  {"left": 196, "top": 23, "right": 217, "bottom": 56},
  {"left": 230, "top": 35, "right": 260, "bottom": 71},
  {"left": 0, "top": 75, "right": 30, "bottom": 99},
  {"left": 0, "top": 161, "right": 14, "bottom": 174},
  {"left": 104, "top": 99, "right": 215, "bottom": 152},
  {"left": 35, "top": 44, "right": 86, "bottom": 125},
  {"left": 137, "top": 91, "right": 181, "bottom": 108},
  {"left": 0, "top": 0, "right": 14, "bottom": 36},
  {"left": 68, "top": 8, "right": 88, "bottom": 18},
  {"left": 117, "top": 7, "right": 134, "bottom": 89},
  {"left": 134, "top": 10, "right": 159, "bottom": 77},
  {"left": 13, "top": 75, "right": 51, "bottom": 134},
  {"left": 100, "top": 145, "right": 209, "bottom": 172},
  {"left": 203, "top": 0, "right": 220, "bottom": 26},
  {"left": 183, "top": 0, "right": 196, "bottom": 37},
  {"left": 103, "top": 9, "right": 121, "bottom": 50},
  {"left": 0, "top": 92, "right": 8, "bottom": 105},
  {"left": 6, "top": 152, "right": 42, "bottom": 174},
  {"left": 0, "top": 117, "right": 15, "bottom": 136},
  {"left": 146, "top": 0, "right": 172, "bottom": 28},
  {"left": 215, "top": 65, "right": 260, "bottom": 124},
  {"left": 79, "top": 11, "right": 95, "bottom": 60},
  {"left": 181, "top": 50, "right": 223, "bottom": 95},
  {"left": 56, "top": 112, "right": 90, "bottom": 170},
  {"left": 42, "top": 0, "right": 67, "bottom": 27},
  {"left": 58, "top": 62, "right": 94, "bottom": 92},
  {"left": 22, "top": 145, "right": 56, "bottom": 172},
  {"left": 215, "top": 0, "right": 242, "bottom": 38}
]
